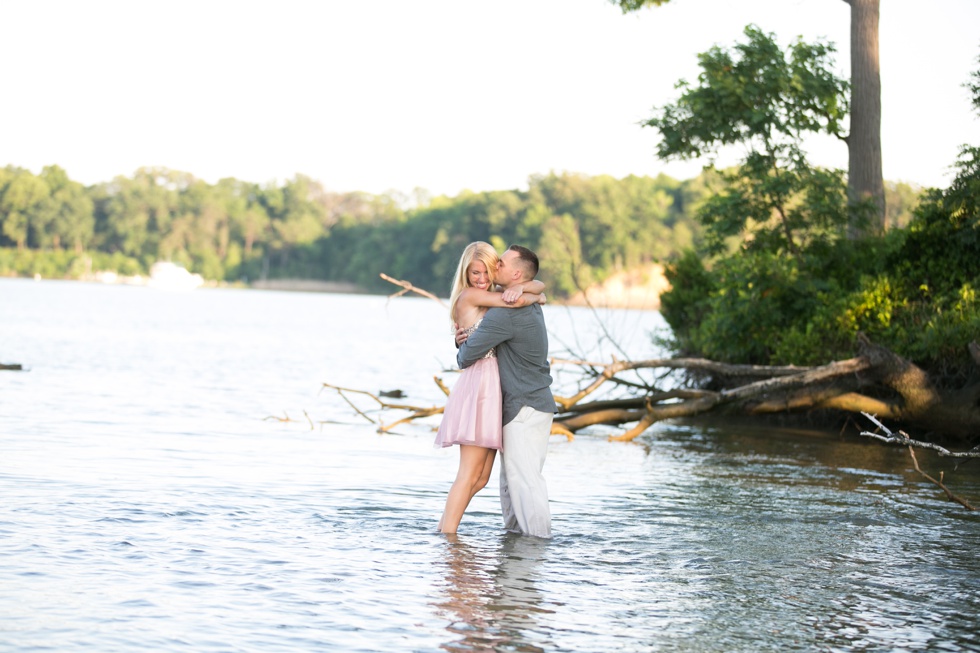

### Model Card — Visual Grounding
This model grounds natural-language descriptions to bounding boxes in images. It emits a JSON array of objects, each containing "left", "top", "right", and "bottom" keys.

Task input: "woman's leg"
[{"left": 439, "top": 445, "right": 497, "bottom": 534}]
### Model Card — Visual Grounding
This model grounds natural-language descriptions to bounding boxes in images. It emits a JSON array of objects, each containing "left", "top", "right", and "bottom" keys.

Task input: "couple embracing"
[{"left": 434, "top": 242, "right": 556, "bottom": 538}]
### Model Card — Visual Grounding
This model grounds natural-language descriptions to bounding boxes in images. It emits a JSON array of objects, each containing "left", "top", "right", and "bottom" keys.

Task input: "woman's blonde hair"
[{"left": 449, "top": 241, "right": 498, "bottom": 323}]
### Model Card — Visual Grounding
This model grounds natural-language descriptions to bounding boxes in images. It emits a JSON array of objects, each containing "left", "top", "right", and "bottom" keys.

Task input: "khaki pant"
[{"left": 500, "top": 406, "right": 554, "bottom": 538}]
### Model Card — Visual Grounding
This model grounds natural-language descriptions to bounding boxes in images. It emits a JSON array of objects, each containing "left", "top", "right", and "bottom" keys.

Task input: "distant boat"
[{"left": 147, "top": 262, "right": 204, "bottom": 291}]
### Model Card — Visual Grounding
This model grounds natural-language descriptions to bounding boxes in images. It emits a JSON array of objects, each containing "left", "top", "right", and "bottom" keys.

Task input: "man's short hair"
[{"left": 507, "top": 245, "right": 539, "bottom": 279}]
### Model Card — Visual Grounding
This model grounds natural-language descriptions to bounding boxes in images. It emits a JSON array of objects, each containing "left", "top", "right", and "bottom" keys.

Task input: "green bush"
[{"left": 660, "top": 148, "right": 980, "bottom": 377}]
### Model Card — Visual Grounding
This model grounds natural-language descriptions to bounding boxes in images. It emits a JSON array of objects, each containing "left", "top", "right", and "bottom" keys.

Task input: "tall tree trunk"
[{"left": 846, "top": 0, "right": 886, "bottom": 237}]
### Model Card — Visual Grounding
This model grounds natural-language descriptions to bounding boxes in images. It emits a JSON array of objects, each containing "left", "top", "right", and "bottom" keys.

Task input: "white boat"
[{"left": 147, "top": 262, "right": 204, "bottom": 291}]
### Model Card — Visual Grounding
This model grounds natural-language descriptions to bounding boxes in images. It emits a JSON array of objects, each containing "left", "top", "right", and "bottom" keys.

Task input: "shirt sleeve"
[{"left": 457, "top": 309, "right": 512, "bottom": 369}]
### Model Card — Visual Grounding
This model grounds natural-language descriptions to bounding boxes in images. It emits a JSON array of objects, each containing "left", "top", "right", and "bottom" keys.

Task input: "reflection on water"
[{"left": 435, "top": 534, "right": 552, "bottom": 653}]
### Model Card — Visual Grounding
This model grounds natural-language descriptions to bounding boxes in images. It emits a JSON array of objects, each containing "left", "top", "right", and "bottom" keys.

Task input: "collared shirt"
[{"left": 457, "top": 304, "right": 555, "bottom": 425}]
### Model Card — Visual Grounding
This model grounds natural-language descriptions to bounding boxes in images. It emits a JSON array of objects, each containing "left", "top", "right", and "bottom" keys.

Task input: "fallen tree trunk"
[
  {"left": 552, "top": 334, "right": 980, "bottom": 445},
  {"left": 851, "top": 333, "right": 980, "bottom": 439}
]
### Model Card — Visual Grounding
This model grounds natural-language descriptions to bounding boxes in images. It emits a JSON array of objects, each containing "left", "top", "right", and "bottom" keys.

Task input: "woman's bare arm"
[{"left": 461, "top": 287, "right": 543, "bottom": 309}]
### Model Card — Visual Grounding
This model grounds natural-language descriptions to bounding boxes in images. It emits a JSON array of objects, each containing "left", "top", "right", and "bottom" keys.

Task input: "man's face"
[{"left": 497, "top": 250, "right": 519, "bottom": 282}]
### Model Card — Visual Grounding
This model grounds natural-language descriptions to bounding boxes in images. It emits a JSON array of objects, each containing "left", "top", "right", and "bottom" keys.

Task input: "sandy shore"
[{"left": 564, "top": 264, "right": 670, "bottom": 311}]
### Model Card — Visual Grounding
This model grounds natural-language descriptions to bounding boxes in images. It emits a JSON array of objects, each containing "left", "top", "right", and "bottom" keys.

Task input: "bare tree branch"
[
  {"left": 379, "top": 273, "right": 447, "bottom": 308},
  {"left": 320, "top": 381, "right": 445, "bottom": 433},
  {"left": 858, "top": 412, "right": 977, "bottom": 512},
  {"left": 858, "top": 412, "right": 980, "bottom": 458},
  {"left": 907, "top": 446, "right": 976, "bottom": 511}
]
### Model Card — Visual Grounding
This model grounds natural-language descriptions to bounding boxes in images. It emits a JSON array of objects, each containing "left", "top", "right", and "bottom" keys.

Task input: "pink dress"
[{"left": 434, "top": 322, "right": 503, "bottom": 451}]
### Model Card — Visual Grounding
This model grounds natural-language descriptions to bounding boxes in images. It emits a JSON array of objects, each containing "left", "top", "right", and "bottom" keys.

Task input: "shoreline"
[
  {"left": 4, "top": 268, "right": 669, "bottom": 310},
  {"left": 564, "top": 264, "right": 669, "bottom": 311}
]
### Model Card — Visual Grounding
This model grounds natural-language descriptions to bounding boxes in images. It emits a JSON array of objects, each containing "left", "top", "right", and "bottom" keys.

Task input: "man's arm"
[{"left": 456, "top": 309, "right": 512, "bottom": 369}]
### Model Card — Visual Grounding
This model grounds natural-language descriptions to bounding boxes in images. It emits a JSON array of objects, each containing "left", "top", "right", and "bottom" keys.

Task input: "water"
[{"left": 1, "top": 278, "right": 978, "bottom": 652}]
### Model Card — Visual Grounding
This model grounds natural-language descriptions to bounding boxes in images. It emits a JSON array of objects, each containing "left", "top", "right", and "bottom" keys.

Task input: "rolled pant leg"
[{"left": 499, "top": 406, "right": 553, "bottom": 538}]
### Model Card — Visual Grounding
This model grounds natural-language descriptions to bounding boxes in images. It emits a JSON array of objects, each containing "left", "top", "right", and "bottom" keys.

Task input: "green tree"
[
  {"left": 647, "top": 27, "right": 866, "bottom": 364},
  {"left": 528, "top": 172, "right": 675, "bottom": 283},
  {"left": 98, "top": 168, "right": 184, "bottom": 261},
  {"left": 647, "top": 25, "right": 850, "bottom": 256},
  {"left": 257, "top": 175, "right": 328, "bottom": 275},
  {"left": 0, "top": 167, "right": 49, "bottom": 250},
  {"left": 612, "top": 0, "right": 886, "bottom": 236},
  {"left": 221, "top": 179, "right": 269, "bottom": 262},
  {"left": 38, "top": 165, "right": 94, "bottom": 252},
  {"left": 537, "top": 213, "right": 585, "bottom": 296}
]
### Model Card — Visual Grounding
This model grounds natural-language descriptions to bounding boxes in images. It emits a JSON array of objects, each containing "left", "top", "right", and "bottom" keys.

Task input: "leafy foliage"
[
  {"left": 658, "top": 48, "right": 980, "bottom": 377},
  {"left": 646, "top": 25, "right": 850, "bottom": 257}
]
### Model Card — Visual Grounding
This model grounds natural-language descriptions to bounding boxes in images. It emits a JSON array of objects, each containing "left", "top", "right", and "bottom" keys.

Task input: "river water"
[{"left": 1, "top": 278, "right": 978, "bottom": 652}]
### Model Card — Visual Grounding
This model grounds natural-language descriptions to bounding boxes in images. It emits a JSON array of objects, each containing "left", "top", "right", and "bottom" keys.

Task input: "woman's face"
[{"left": 466, "top": 260, "right": 492, "bottom": 290}]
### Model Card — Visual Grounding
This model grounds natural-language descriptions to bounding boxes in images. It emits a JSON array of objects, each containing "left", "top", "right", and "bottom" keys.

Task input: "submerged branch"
[
  {"left": 908, "top": 446, "right": 976, "bottom": 511},
  {"left": 858, "top": 413, "right": 980, "bottom": 459},
  {"left": 321, "top": 381, "right": 445, "bottom": 434},
  {"left": 859, "top": 412, "right": 976, "bottom": 512}
]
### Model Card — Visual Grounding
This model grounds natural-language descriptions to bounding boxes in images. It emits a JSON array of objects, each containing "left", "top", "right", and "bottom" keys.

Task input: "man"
[{"left": 456, "top": 245, "right": 556, "bottom": 538}]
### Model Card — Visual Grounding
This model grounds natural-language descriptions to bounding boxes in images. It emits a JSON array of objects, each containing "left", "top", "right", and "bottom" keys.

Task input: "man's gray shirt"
[{"left": 457, "top": 304, "right": 555, "bottom": 425}]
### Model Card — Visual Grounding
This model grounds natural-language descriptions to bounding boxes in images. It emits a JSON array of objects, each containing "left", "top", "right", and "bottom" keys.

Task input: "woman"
[{"left": 435, "top": 241, "right": 545, "bottom": 534}]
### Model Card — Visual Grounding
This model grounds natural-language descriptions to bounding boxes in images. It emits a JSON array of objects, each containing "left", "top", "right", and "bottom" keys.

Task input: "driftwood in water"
[
  {"left": 860, "top": 412, "right": 977, "bottom": 511},
  {"left": 320, "top": 380, "right": 449, "bottom": 434},
  {"left": 552, "top": 354, "right": 875, "bottom": 441},
  {"left": 552, "top": 333, "right": 980, "bottom": 445}
]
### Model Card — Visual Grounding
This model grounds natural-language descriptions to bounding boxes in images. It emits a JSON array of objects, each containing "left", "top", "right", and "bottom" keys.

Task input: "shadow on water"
[
  {"left": 433, "top": 534, "right": 553, "bottom": 653},
  {"left": 665, "top": 416, "right": 980, "bottom": 499}
]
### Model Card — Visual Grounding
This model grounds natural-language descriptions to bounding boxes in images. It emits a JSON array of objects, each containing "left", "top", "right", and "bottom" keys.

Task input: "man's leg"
[
  {"left": 499, "top": 406, "right": 553, "bottom": 538},
  {"left": 499, "top": 447, "right": 517, "bottom": 533}
]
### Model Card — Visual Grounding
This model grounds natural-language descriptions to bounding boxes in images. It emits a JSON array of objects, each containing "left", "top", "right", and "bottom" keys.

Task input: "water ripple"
[{"left": 3, "top": 281, "right": 979, "bottom": 652}]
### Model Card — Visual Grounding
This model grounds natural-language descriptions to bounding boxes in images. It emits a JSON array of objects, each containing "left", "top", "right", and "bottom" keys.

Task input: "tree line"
[{"left": 0, "top": 164, "right": 919, "bottom": 299}]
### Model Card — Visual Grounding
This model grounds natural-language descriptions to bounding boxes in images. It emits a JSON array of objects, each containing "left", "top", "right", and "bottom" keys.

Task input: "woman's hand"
[{"left": 501, "top": 285, "right": 524, "bottom": 304}]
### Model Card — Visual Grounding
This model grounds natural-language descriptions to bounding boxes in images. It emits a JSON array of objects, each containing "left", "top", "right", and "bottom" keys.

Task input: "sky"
[{"left": 2, "top": 0, "right": 978, "bottom": 198}]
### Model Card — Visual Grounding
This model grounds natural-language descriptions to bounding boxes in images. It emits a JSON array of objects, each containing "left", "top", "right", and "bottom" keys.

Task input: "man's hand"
[
  {"left": 501, "top": 285, "right": 524, "bottom": 304},
  {"left": 454, "top": 326, "right": 469, "bottom": 347}
]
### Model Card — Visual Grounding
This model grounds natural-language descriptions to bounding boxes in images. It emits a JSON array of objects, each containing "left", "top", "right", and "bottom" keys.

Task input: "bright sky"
[{"left": 2, "top": 0, "right": 978, "bottom": 197}]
